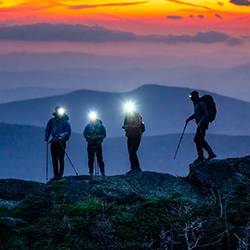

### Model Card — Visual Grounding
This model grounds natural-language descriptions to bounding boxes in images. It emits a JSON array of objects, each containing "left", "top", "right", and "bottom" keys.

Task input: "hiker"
[
  {"left": 45, "top": 106, "right": 71, "bottom": 180},
  {"left": 83, "top": 113, "right": 106, "bottom": 176},
  {"left": 186, "top": 91, "right": 216, "bottom": 163},
  {"left": 122, "top": 110, "right": 145, "bottom": 174}
]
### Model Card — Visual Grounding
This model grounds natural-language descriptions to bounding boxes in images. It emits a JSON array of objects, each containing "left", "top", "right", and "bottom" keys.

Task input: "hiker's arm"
[
  {"left": 198, "top": 102, "right": 209, "bottom": 125},
  {"left": 186, "top": 114, "right": 195, "bottom": 125},
  {"left": 45, "top": 119, "right": 52, "bottom": 141},
  {"left": 97, "top": 125, "right": 106, "bottom": 140},
  {"left": 58, "top": 120, "right": 71, "bottom": 140}
]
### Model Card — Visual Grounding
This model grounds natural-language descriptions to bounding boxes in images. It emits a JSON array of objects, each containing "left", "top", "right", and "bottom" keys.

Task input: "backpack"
[
  {"left": 140, "top": 116, "right": 145, "bottom": 133},
  {"left": 200, "top": 94, "right": 217, "bottom": 122}
]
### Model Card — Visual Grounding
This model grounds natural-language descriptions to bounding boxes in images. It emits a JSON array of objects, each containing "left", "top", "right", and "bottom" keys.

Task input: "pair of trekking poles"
[
  {"left": 46, "top": 139, "right": 78, "bottom": 181},
  {"left": 46, "top": 140, "right": 100, "bottom": 181},
  {"left": 173, "top": 122, "right": 212, "bottom": 160}
]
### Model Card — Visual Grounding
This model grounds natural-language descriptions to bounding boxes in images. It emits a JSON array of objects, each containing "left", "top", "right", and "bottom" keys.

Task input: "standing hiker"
[
  {"left": 45, "top": 106, "right": 71, "bottom": 180},
  {"left": 186, "top": 91, "right": 216, "bottom": 163},
  {"left": 123, "top": 109, "right": 145, "bottom": 174},
  {"left": 83, "top": 112, "right": 106, "bottom": 176}
]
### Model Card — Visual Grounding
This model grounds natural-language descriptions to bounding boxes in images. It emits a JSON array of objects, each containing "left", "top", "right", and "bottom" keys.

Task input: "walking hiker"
[
  {"left": 186, "top": 91, "right": 216, "bottom": 163},
  {"left": 83, "top": 113, "right": 106, "bottom": 176},
  {"left": 122, "top": 110, "right": 145, "bottom": 174},
  {"left": 45, "top": 106, "right": 71, "bottom": 180}
]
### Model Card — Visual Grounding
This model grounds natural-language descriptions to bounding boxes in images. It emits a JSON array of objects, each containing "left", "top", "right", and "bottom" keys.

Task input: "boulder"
[{"left": 188, "top": 156, "right": 250, "bottom": 192}]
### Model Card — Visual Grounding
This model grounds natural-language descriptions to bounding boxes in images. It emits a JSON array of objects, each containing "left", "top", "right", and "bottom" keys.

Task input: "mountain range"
[
  {"left": 0, "top": 87, "right": 74, "bottom": 104},
  {"left": 0, "top": 84, "right": 249, "bottom": 136},
  {"left": 0, "top": 52, "right": 249, "bottom": 101},
  {"left": 1, "top": 122, "right": 250, "bottom": 183}
]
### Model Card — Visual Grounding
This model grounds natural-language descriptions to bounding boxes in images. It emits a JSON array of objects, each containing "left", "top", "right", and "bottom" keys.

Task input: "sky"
[{"left": 0, "top": 0, "right": 250, "bottom": 95}]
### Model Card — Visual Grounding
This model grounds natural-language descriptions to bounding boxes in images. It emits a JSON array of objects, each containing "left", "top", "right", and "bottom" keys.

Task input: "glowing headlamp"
[
  {"left": 57, "top": 107, "right": 65, "bottom": 117},
  {"left": 124, "top": 102, "right": 135, "bottom": 112},
  {"left": 89, "top": 112, "right": 97, "bottom": 121}
]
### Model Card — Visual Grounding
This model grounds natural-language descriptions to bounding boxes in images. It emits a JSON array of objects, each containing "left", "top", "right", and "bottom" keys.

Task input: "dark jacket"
[
  {"left": 83, "top": 120, "right": 106, "bottom": 145},
  {"left": 45, "top": 117, "right": 71, "bottom": 142},
  {"left": 188, "top": 100, "right": 209, "bottom": 126},
  {"left": 123, "top": 111, "right": 142, "bottom": 138}
]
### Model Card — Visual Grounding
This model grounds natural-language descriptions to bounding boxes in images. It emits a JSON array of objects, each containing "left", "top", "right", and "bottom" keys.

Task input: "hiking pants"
[
  {"left": 194, "top": 125, "right": 213, "bottom": 157},
  {"left": 87, "top": 143, "right": 105, "bottom": 174},
  {"left": 127, "top": 136, "right": 141, "bottom": 170},
  {"left": 51, "top": 141, "right": 66, "bottom": 177}
]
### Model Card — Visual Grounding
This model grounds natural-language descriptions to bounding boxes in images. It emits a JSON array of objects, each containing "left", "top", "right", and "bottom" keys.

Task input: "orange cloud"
[
  {"left": 164, "top": 0, "right": 214, "bottom": 10},
  {"left": 68, "top": 1, "right": 148, "bottom": 10}
]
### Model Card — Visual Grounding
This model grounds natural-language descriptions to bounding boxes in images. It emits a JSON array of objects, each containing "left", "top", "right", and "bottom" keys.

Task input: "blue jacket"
[
  {"left": 45, "top": 117, "right": 71, "bottom": 142},
  {"left": 188, "top": 100, "right": 209, "bottom": 126},
  {"left": 83, "top": 120, "right": 106, "bottom": 145}
]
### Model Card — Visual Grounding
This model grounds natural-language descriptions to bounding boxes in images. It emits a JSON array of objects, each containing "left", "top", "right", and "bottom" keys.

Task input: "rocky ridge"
[{"left": 1, "top": 156, "right": 250, "bottom": 208}]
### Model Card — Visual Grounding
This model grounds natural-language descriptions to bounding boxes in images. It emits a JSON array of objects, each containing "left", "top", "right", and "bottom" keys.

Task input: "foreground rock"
[
  {"left": 0, "top": 172, "right": 202, "bottom": 206},
  {"left": 1, "top": 156, "right": 250, "bottom": 208},
  {"left": 188, "top": 155, "right": 250, "bottom": 192}
]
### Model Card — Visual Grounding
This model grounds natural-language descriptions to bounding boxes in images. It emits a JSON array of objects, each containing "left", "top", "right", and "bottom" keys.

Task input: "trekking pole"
[
  {"left": 173, "top": 123, "right": 187, "bottom": 160},
  {"left": 58, "top": 140, "right": 79, "bottom": 176},
  {"left": 46, "top": 138, "right": 53, "bottom": 181},
  {"left": 46, "top": 142, "right": 49, "bottom": 181},
  {"left": 94, "top": 146, "right": 99, "bottom": 175}
]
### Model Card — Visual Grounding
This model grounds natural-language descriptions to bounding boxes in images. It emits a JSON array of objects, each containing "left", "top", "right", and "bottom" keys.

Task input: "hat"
[{"left": 189, "top": 91, "right": 199, "bottom": 98}]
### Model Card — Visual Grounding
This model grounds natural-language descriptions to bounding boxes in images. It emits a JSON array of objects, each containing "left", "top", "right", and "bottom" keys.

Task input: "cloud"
[
  {"left": 68, "top": 1, "right": 148, "bottom": 10},
  {"left": 230, "top": 0, "right": 250, "bottom": 6},
  {"left": 166, "top": 15, "right": 183, "bottom": 20},
  {"left": 189, "top": 15, "right": 194, "bottom": 18},
  {"left": 0, "top": 19, "right": 17, "bottom": 27},
  {"left": 138, "top": 31, "right": 242, "bottom": 46},
  {"left": 0, "top": 23, "right": 243, "bottom": 46},
  {"left": 218, "top": 1, "right": 224, "bottom": 5},
  {"left": 215, "top": 14, "right": 223, "bottom": 20},
  {"left": 198, "top": 15, "right": 204, "bottom": 19},
  {"left": 164, "top": 0, "right": 213, "bottom": 10}
]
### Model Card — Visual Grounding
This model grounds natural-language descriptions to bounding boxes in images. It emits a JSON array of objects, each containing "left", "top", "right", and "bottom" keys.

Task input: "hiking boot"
[
  {"left": 50, "top": 176, "right": 61, "bottom": 181},
  {"left": 193, "top": 156, "right": 205, "bottom": 163},
  {"left": 206, "top": 153, "right": 217, "bottom": 161},
  {"left": 101, "top": 172, "right": 106, "bottom": 176},
  {"left": 89, "top": 172, "right": 93, "bottom": 176},
  {"left": 126, "top": 169, "right": 134, "bottom": 175},
  {"left": 131, "top": 168, "right": 142, "bottom": 174}
]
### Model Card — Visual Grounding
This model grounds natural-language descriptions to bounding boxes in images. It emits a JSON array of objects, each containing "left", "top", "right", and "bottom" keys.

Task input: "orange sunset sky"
[
  {"left": 0, "top": 0, "right": 249, "bottom": 68},
  {"left": 0, "top": 0, "right": 249, "bottom": 34}
]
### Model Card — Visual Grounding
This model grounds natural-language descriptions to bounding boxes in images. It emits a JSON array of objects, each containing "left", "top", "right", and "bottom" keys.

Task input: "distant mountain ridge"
[
  {"left": 0, "top": 85, "right": 249, "bottom": 136},
  {"left": 0, "top": 87, "right": 75, "bottom": 104},
  {"left": 0, "top": 62, "right": 249, "bottom": 101},
  {"left": 0, "top": 123, "right": 250, "bottom": 183}
]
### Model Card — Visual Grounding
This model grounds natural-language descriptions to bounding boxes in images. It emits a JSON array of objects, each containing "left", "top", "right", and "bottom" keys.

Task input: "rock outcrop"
[
  {"left": 1, "top": 156, "right": 250, "bottom": 209},
  {"left": 188, "top": 156, "right": 250, "bottom": 192}
]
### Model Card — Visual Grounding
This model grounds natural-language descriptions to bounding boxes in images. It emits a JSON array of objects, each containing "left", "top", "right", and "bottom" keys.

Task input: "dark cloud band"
[
  {"left": 0, "top": 23, "right": 243, "bottom": 46},
  {"left": 230, "top": 0, "right": 250, "bottom": 6}
]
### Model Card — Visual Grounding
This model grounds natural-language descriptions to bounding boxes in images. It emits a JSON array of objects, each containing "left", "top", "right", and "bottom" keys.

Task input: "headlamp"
[
  {"left": 57, "top": 108, "right": 65, "bottom": 117},
  {"left": 124, "top": 102, "right": 135, "bottom": 112},
  {"left": 89, "top": 112, "right": 97, "bottom": 121}
]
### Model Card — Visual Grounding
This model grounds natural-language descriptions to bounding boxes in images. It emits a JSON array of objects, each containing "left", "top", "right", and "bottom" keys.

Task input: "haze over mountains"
[
  {"left": 0, "top": 52, "right": 250, "bottom": 101},
  {"left": 0, "top": 84, "right": 249, "bottom": 136}
]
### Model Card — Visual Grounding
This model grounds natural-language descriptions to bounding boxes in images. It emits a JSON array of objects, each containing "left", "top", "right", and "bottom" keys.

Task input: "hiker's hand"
[
  {"left": 185, "top": 119, "right": 190, "bottom": 125},
  {"left": 57, "top": 136, "right": 62, "bottom": 140},
  {"left": 197, "top": 123, "right": 201, "bottom": 128},
  {"left": 92, "top": 135, "right": 98, "bottom": 140},
  {"left": 45, "top": 136, "right": 49, "bottom": 142}
]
